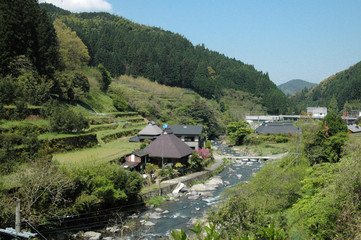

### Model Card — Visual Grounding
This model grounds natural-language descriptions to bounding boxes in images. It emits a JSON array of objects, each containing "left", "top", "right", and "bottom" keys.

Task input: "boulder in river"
[
  {"left": 172, "top": 182, "right": 185, "bottom": 194},
  {"left": 144, "top": 221, "right": 156, "bottom": 226},
  {"left": 188, "top": 195, "right": 200, "bottom": 200},
  {"left": 148, "top": 212, "right": 162, "bottom": 219},
  {"left": 205, "top": 176, "right": 223, "bottom": 185},
  {"left": 190, "top": 184, "right": 216, "bottom": 192},
  {"left": 83, "top": 231, "right": 101, "bottom": 240},
  {"left": 199, "top": 191, "right": 213, "bottom": 197}
]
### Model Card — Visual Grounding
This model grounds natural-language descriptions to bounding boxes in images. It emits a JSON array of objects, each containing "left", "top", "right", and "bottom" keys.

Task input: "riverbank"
[{"left": 140, "top": 151, "right": 226, "bottom": 201}]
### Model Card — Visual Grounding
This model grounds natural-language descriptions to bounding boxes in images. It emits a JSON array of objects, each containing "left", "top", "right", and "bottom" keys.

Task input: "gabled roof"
[
  {"left": 255, "top": 122, "right": 299, "bottom": 134},
  {"left": 143, "top": 133, "right": 194, "bottom": 159},
  {"left": 168, "top": 125, "right": 203, "bottom": 136},
  {"left": 138, "top": 124, "right": 163, "bottom": 136}
]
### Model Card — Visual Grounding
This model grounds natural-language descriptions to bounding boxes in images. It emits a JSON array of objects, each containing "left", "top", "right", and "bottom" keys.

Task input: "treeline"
[
  {"left": 292, "top": 61, "right": 361, "bottom": 113},
  {"left": 206, "top": 114, "right": 356, "bottom": 239},
  {"left": 41, "top": 3, "right": 290, "bottom": 114}
]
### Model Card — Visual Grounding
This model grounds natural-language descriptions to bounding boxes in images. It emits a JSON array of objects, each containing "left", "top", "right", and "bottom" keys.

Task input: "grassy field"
[{"left": 53, "top": 140, "right": 141, "bottom": 168}]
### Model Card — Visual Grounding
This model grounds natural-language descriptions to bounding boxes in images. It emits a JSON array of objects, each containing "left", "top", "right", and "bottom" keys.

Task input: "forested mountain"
[
  {"left": 40, "top": 3, "right": 290, "bottom": 114},
  {"left": 278, "top": 79, "right": 316, "bottom": 96},
  {"left": 292, "top": 62, "right": 361, "bottom": 113}
]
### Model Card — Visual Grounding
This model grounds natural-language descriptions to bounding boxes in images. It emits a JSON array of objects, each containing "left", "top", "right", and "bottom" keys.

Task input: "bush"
[
  {"left": 206, "top": 140, "right": 211, "bottom": 149},
  {"left": 13, "top": 101, "right": 28, "bottom": 120},
  {"left": 49, "top": 106, "right": 89, "bottom": 133},
  {"left": 188, "top": 152, "right": 203, "bottom": 170},
  {"left": 113, "top": 95, "right": 128, "bottom": 111}
]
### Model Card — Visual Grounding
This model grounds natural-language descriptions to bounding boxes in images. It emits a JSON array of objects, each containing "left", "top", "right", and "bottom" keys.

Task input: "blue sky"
[{"left": 40, "top": 0, "right": 361, "bottom": 85}]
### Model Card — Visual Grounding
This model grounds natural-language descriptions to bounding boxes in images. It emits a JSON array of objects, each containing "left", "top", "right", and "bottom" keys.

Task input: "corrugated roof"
[
  {"left": 168, "top": 125, "right": 203, "bottom": 135},
  {"left": 138, "top": 124, "right": 163, "bottom": 136},
  {"left": 348, "top": 124, "right": 361, "bottom": 133},
  {"left": 143, "top": 133, "right": 194, "bottom": 159},
  {"left": 255, "top": 122, "right": 299, "bottom": 134}
]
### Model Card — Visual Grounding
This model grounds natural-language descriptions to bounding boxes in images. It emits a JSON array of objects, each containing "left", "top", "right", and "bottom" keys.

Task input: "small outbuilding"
[{"left": 123, "top": 149, "right": 149, "bottom": 171}]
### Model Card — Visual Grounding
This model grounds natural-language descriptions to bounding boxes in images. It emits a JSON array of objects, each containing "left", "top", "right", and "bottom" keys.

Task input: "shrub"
[
  {"left": 206, "top": 140, "right": 211, "bottom": 149},
  {"left": 112, "top": 95, "right": 128, "bottom": 111},
  {"left": 188, "top": 152, "right": 203, "bottom": 170},
  {"left": 13, "top": 100, "right": 28, "bottom": 120},
  {"left": 49, "top": 106, "right": 89, "bottom": 133}
]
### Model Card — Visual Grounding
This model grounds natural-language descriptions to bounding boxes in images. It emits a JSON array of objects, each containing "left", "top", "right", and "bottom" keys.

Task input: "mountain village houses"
[{"left": 124, "top": 122, "right": 205, "bottom": 170}]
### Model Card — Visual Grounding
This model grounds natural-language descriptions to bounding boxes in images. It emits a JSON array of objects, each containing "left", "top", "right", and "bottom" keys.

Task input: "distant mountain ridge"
[
  {"left": 278, "top": 79, "right": 317, "bottom": 96},
  {"left": 291, "top": 61, "right": 361, "bottom": 112}
]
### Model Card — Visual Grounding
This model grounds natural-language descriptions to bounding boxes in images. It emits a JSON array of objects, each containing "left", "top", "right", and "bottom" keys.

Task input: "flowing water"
[{"left": 124, "top": 141, "right": 263, "bottom": 239}]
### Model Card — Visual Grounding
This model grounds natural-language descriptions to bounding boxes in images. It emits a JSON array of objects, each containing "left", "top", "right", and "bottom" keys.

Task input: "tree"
[
  {"left": 53, "top": 19, "right": 90, "bottom": 70},
  {"left": 97, "top": 64, "right": 111, "bottom": 92},
  {"left": 226, "top": 121, "right": 254, "bottom": 145},
  {"left": 49, "top": 105, "right": 89, "bottom": 133},
  {"left": 0, "top": 0, "right": 59, "bottom": 77},
  {"left": 328, "top": 95, "right": 339, "bottom": 115},
  {"left": 188, "top": 152, "right": 203, "bottom": 170}
]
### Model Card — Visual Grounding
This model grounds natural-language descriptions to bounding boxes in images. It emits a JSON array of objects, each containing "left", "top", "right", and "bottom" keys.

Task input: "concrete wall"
[{"left": 140, "top": 170, "right": 214, "bottom": 201}]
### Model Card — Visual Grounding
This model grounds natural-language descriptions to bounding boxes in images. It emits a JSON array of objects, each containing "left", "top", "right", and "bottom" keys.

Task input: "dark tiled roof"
[
  {"left": 255, "top": 122, "right": 299, "bottom": 134},
  {"left": 143, "top": 133, "right": 194, "bottom": 159},
  {"left": 168, "top": 125, "right": 203, "bottom": 135}
]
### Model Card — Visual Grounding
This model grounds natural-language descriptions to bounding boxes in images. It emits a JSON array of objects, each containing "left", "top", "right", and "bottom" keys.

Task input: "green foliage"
[
  {"left": 53, "top": 19, "right": 90, "bottom": 70},
  {"left": 170, "top": 228, "right": 187, "bottom": 240},
  {"left": 206, "top": 140, "right": 212, "bottom": 149},
  {"left": 71, "top": 164, "right": 143, "bottom": 211},
  {"left": 0, "top": 0, "right": 59, "bottom": 77},
  {"left": 0, "top": 77, "right": 19, "bottom": 104},
  {"left": 47, "top": 103, "right": 89, "bottom": 133},
  {"left": 226, "top": 121, "right": 253, "bottom": 145},
  {"left": 244, "top": 133, "right": 290, "bottom": 145},
  {"left": 13, "top": 101, "right": 28, "bottom": 120},
  {"left": 305, "top": 113, "right": 348, "bottom": 165},
  {"left": 112, "top": 94, "right": 128, "bottom": 111},
  {"left": 41, "top": 6, "right": 289, "bottom": 113},
  {"left": 257, "top": 221, "right": 286, "bottom": 240},
  {"left": 97, "top": 64, "right": 112, "bottom": 92},
  {"left": 147, "top": 195, "right": 169, "bottom": 207},
  {"left": 292, "top": 61, "right": 361, "bottom": 112},
  {"left": 0, "top": 133, "right": 41, "bottom": 174},
  {"left": 188, "top": 152, "right": 203, "bottom": 170}
]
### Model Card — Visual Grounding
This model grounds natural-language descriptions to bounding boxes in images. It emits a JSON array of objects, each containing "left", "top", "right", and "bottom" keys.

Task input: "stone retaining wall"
[{"left": 140, "top": 170, "right": 215, "bottom": 201}]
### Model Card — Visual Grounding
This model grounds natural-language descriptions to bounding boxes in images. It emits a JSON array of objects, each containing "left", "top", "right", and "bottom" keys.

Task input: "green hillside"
[
  {"left": 292, "top": 62, "right": 361, "bottom": 112},
  {"left": 40, "top": 3, "right": 290, "bottom": 114},
  {"left": 278, "top": 79, "right": 316, "bottom": 96}
]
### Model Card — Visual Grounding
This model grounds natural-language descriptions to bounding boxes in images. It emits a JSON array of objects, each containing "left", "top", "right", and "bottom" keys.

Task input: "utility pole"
[{"left": 15, "top": 198, "right": 21, "bottom": 233}]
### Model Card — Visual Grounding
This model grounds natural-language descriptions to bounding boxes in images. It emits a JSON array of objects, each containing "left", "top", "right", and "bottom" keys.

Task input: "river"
[{"left": 122, "top": 140, "right": 264, "bottom": 239}]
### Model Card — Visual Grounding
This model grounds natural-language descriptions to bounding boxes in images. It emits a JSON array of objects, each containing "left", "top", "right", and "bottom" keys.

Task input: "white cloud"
[{"left": 39, "top": 0, "right": 112, "bottom": 12}]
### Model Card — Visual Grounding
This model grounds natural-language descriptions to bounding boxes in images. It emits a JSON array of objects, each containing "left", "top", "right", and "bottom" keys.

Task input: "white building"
[{"left": 307, "top": 107, "right": 327, "bottom": 119}]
